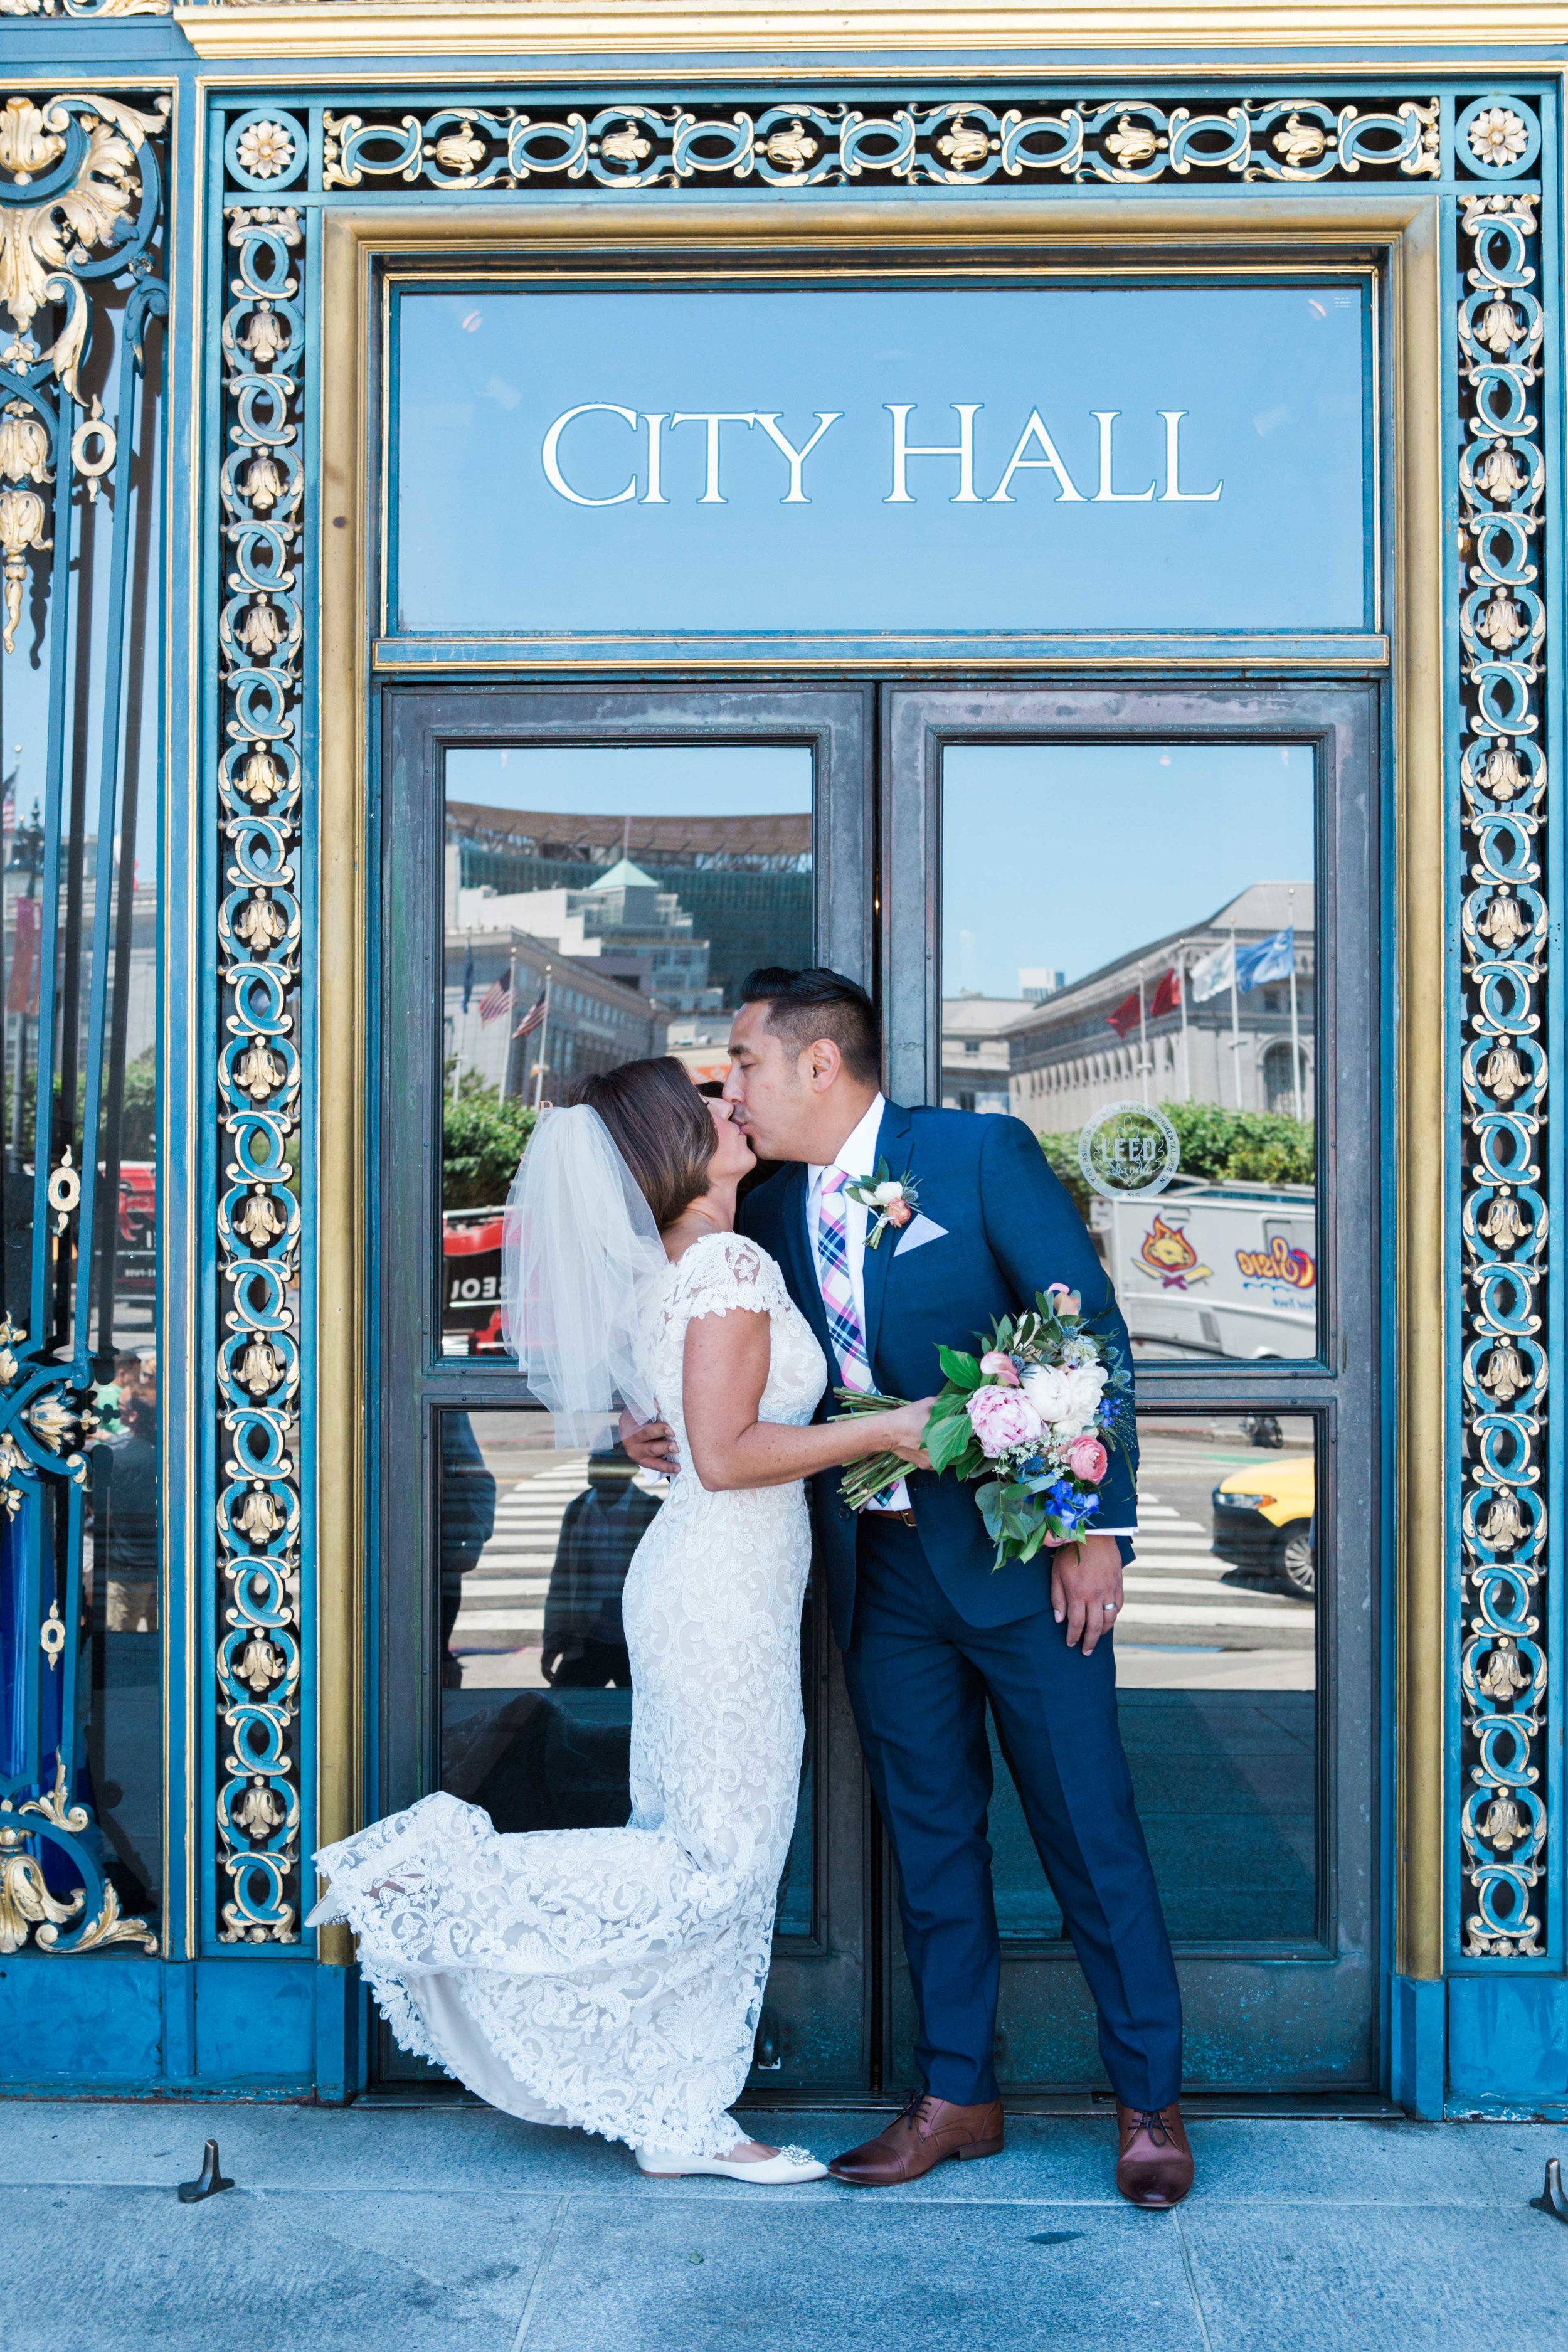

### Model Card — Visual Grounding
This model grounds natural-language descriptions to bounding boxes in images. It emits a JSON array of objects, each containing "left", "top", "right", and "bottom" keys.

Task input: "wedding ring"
[{"left": 1103, "top": 1601, "right": 1118, "bottom": 1614}]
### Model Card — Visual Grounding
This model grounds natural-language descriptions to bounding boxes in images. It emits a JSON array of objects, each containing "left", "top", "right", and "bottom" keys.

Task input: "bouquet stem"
[{"left": 832, "top": 1386, "right": 914, "bottom": 1512}]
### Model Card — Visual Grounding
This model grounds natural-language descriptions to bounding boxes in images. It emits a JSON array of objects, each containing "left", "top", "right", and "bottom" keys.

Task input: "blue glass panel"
[
  {"left": 990, "top": 1411, "right": 1318, "bottom": 1944},
  {"left": 394, "top": 282, "right": 1369, "bottom": 635},
  {"left": 941, "top": 742, "right": 1318, "bottom": 1364}
]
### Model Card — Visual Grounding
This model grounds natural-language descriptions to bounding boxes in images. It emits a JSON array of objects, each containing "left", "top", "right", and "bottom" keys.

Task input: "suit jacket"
[{"left": 738, "top": 1100, "right": 1139, "bottom": 1649}]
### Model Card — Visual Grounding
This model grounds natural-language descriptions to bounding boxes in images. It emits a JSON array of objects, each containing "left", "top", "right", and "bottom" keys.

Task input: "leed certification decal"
[{"left": 1078, "top": 1102, "right": 1181, "bottom": 1200}]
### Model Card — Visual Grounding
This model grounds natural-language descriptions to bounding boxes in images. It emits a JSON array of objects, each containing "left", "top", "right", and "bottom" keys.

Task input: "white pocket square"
[{"left": 894, "top": 1213, "right": 949, "bottom": 1258}]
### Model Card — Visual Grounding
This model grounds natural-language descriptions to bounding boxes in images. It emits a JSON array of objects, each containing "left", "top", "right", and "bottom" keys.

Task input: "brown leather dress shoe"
[
  {"left": 829, "top": 2092, "right": 1004, "bottom": 2185},
  {"left": 1115, "top": 2103, "right": 1194, "bottom": 2207}
]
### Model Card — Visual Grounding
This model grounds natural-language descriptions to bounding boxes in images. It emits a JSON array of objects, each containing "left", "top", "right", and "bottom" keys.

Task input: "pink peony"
[
  {"left": 1067, "top": 1434, "right": 1109, "bottom": 1485},
  {"left": 965, "top": 1384, "right": 1042, "bottom": 1458},
  {"left": 979, "top": 1350, "right": 1020, "bottom": 1386}
]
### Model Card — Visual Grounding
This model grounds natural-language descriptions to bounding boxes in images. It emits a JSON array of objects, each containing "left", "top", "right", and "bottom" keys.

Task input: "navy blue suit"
[{"left": 739, "top": 1101, "right": 1182, "bottom": 2110}]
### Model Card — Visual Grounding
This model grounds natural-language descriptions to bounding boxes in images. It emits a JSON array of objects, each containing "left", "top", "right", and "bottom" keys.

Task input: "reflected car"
[
  {"left": 1210, "top": 1453, "right": 1315, "bottom": 1597},
  {"left": 443, "top": 1207, "right": 506, "bottom": 1353}
]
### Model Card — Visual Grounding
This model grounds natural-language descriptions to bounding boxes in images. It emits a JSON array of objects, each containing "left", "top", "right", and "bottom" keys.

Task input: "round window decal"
[{"left": 1077, "top": 1101, "right": 1180, "bottom": 1201}]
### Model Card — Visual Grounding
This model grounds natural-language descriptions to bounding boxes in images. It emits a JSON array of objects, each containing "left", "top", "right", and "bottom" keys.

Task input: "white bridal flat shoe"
[{"left": 635, "top": 2144, "right": 828, "bottom": 2183}]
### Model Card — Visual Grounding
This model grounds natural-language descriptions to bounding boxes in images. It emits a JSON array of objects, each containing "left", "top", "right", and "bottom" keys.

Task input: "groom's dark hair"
[{"left": 739, "top": 967, "right": 880, "bottom": 1087}]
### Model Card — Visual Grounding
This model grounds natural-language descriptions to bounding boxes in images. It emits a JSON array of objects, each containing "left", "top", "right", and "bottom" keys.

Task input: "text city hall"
[{"left": 538, "top": 404, "right": 1226, "bottom": 506}]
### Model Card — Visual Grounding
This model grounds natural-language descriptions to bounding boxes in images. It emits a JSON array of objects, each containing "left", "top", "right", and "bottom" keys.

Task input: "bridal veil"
[{"left": 501, "top": 1103, "right": 668, "bottom": 1447}]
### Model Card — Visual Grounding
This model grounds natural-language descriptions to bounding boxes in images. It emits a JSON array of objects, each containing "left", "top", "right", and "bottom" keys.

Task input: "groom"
[{"left": 628, "top": 967, "right": 1191, "bottom": 2206}]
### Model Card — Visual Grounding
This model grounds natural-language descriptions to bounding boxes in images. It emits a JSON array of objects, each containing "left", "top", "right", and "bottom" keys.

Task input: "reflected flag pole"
[
  {"left": 1178, "top": 943, "right": 1192, "bottom": 1102},
  {"left": 1138, "top": 966, "right": 1149, "bottom": 1105},
  {"left": 1227, "top": 924, "right": 1242, "bottom": 1108},
  {"left": 1288, "top": 887, "right": 1303, "bottom": 1121},
  {"left": 531, "top": 965, "right": 553, "bottom": 1111},
  {"left": 497, "top": 945, "right": 516, "bottom": 1106}
]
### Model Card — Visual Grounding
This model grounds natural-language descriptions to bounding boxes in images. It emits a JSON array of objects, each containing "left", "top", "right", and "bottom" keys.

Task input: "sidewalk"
[{"left": 7, "top": 2100, "right": 1568, "bottom": 2351}]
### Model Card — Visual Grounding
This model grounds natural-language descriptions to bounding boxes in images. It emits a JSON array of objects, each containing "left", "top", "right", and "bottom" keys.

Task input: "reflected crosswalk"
[
  {"left": 450, "top": 1470, "right": 1313, "bottom": 1646},
  {"left": 452, "top": 1456, "right": 590, "bottom": 1637},
  {"left": 1118, "top": 1488, "right": 1313, "bottom": 1643},
  {"left": 453, "top": 1456, "right": 672, "bottom": 1640}
]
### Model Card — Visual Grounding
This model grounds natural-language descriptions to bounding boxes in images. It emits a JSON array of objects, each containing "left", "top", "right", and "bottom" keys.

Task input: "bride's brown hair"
[{"left": 568, "top": 1058, "right": 717, "bottom": 1232}]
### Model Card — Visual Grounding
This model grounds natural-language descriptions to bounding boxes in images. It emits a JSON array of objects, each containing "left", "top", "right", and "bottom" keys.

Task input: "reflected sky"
[
  {"left": 445, "top": 744, "right": 812, "bottom": 817},
  {"left": 396, "top": 283, "right": 1369, "bottom": 637},
  {"left": 943, "top": 743, "right": 1315, "bottom": 996}
]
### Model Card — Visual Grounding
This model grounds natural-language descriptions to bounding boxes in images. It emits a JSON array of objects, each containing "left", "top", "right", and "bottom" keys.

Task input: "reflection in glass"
[
  {"left": 989, "top": 1412, "right": 1317, "bottom": 1944},
  {"left": 440, "top": 743, "right": 813, "bottom": 1353},
  {"left": 395, "top": 283, "right": 1369, "bottom": 637},
  {"left": 941, "top": 743, "right": 1317, "bottom": 1360},
  {"left": 437, "top": 1410, "right": 812, "bottom": 1931},
  {"left": 1, "top": 283, "right": 164, "bottom": 1932}
]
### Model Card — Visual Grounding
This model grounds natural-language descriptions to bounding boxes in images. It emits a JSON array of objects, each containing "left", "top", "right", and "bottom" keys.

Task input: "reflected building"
[
  {"left": 443, "top": 927, "right": 663, "bottom": 1098},
  {"left": 445, "top": 800, "right": 812, "bottom": 1008},
  {"left": 997, "top": 883, "right": 1315, "bottom": 1129},
  {"left": 940, "top": 995, "right": 1045, "bottom": 1113},
  {"left": 453, "top": 854, "right": 720, "bottom": 1012}
]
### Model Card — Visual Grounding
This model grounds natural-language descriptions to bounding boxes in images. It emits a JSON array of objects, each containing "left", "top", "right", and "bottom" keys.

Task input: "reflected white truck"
[{"left": 1089, "top": 1179, "right": 1316, "bottom": 1358}]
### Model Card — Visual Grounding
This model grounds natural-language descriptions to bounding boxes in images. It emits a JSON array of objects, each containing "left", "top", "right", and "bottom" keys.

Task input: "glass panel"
[
  {"left": 440, "top": 743, "right": 813, "bottom": 1352},
  {"left": 989, "top": 1411, "right": 1318, "bottom": 1944},
  {"left": 941, "top": 741, "right": 1318, "bottom": 1361},
  {"left": 437, "top": 1408, "right": 812, "bottom": 1934},
  {"left": 395, "top": 282, "right": 1369, "bottom": 637},
  {"left": 1, "top": 278, "right": 163, "bottom": 1936}
]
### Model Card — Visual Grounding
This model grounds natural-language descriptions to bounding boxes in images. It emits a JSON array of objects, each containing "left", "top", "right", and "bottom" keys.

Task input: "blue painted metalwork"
[
  {"left": 1454, "top": 147, "right": 1553, "bottom": 1959},
  {"left": 194, "top": 72, "right": 1557, "bottom": 2009},
  {"left": 211, "top": 198, "right": 305, "bottom": 1945},
  {"left": 0, "top": 91, "right": 167, "bottom": 1956},
  {"left": 317, "top": 93, "right": 1441, "bottom": 192},
  {"left": 0, "top": 41, "right": 1550, "bottom": 2104}
]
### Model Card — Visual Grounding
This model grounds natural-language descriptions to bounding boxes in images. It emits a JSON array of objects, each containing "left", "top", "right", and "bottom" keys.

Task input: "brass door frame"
[{"left": 314, "top": 191, "right": 1445, "bottom": 1986}]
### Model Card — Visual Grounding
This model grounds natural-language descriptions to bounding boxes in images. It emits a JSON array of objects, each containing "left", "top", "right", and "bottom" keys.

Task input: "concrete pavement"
[{"left": 5, "top": 2100, "right": 1567, "bottom": 2351}]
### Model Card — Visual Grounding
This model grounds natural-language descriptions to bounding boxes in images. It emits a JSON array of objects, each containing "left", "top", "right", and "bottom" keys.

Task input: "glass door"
[
  {"left": 375, "top": 682, "right": 876, "bottom": 2090},
  {"left": 882, "top": 681, "right": 1380, "bottom": 2095}
]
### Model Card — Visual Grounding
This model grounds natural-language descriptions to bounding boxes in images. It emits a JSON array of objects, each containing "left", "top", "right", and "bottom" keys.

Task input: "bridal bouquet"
[{"left": 834, "top": 1285, "right": 1131, "bottom": 1568}]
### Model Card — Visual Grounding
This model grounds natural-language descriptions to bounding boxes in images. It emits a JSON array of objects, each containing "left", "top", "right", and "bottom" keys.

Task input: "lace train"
[{"left": 314, "top": 1233, "right": 827, "bottom": 2157}]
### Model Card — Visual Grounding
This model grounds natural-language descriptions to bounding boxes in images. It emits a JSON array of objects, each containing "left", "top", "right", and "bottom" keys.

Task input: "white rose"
[
  {"left": 1056, "top": 1363, "right": 1108, "bottom": 1440},
  {"left": 873, "top": 1180, "right": 904, "bottom": 1204},
  {"left": 1021, "top": 1363, "right": 1071, "bottom": 1423}
]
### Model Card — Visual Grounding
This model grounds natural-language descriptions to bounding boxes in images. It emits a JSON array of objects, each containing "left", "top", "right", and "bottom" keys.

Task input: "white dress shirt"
[{"left": 806, "top": 1092, "right": 1133, "bottom": 1542}]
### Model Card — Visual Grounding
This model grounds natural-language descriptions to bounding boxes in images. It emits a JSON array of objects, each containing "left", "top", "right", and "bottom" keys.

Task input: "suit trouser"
[{"left": 841, "top": 1512, "right": 1182, "bottom": 2111}]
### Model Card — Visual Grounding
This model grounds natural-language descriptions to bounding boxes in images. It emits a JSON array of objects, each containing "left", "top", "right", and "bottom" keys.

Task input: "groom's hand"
[
  {"left": 1052, "top": 1532, "right": 1125, "bottom": 1657},
  {"left": 619, "top": 1409, "right": 681, "bottom": 1475}
]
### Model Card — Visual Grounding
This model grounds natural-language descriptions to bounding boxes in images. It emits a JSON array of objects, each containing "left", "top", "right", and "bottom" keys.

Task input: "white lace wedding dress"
[{"left": 311, "top": 1232, "right": 827, "bottom": 2157}]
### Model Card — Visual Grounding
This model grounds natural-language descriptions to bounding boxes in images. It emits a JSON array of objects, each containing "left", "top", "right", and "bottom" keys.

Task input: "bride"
[{"left": 310, "top": 1057, "right": 931, "bottom": 2181}]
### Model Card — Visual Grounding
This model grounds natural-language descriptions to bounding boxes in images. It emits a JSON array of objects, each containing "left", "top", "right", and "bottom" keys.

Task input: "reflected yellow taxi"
[{"left": 1210, "top": 1453, "right": 1315, "bottom": 1597}]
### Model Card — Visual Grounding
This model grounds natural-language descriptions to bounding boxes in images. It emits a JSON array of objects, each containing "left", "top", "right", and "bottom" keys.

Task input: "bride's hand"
[{"left": 874, "top": 1398, "right": 936, "bottom": 1470}]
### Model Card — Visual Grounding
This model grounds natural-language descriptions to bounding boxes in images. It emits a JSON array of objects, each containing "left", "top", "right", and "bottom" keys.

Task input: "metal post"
[
  {"left": 1288, "top": 887, "right": 1303, "bottom": 1121},
  {"left": 497, "top": 945, "right": 516, "bottom": 1104},
  {"left": 1227, "top": 924, "right": 1242, "bottom": 1108},
  {"left": 532, "top": 965, "right": 553, "bottom": 1110},
  {"left": 1138, "top": 967, "right": 1148, "bottom": 1106},
  {"left": 1178, "top": 944, "right": 1192, "bottom": 1101}
]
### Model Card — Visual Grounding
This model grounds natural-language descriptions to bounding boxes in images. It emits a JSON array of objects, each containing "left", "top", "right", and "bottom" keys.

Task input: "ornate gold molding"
[
  {"left": 313, "top": 191, "right": 1448, "bottom": 1983},
  {"left": 174, "top": 0, "right": 1568, "bottom": 61}
]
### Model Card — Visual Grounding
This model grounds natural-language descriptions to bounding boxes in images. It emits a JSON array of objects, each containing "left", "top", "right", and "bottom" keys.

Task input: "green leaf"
[
  {"left": 926, "top": 1417, "right": 974, "bottom": 1475},
  {"left": 936, "top": 1346, "right": 984, "bottom": 1390}
]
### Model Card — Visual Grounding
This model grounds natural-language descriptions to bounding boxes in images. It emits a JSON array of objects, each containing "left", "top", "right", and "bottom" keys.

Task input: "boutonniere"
[{"left": 844, "top": 1158, "right": 923, "bottom": 1251}]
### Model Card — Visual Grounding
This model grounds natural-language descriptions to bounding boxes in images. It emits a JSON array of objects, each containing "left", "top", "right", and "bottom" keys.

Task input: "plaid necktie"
[{"left": 817, "top": 1168, "right": 872, "bottom": 1393}]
